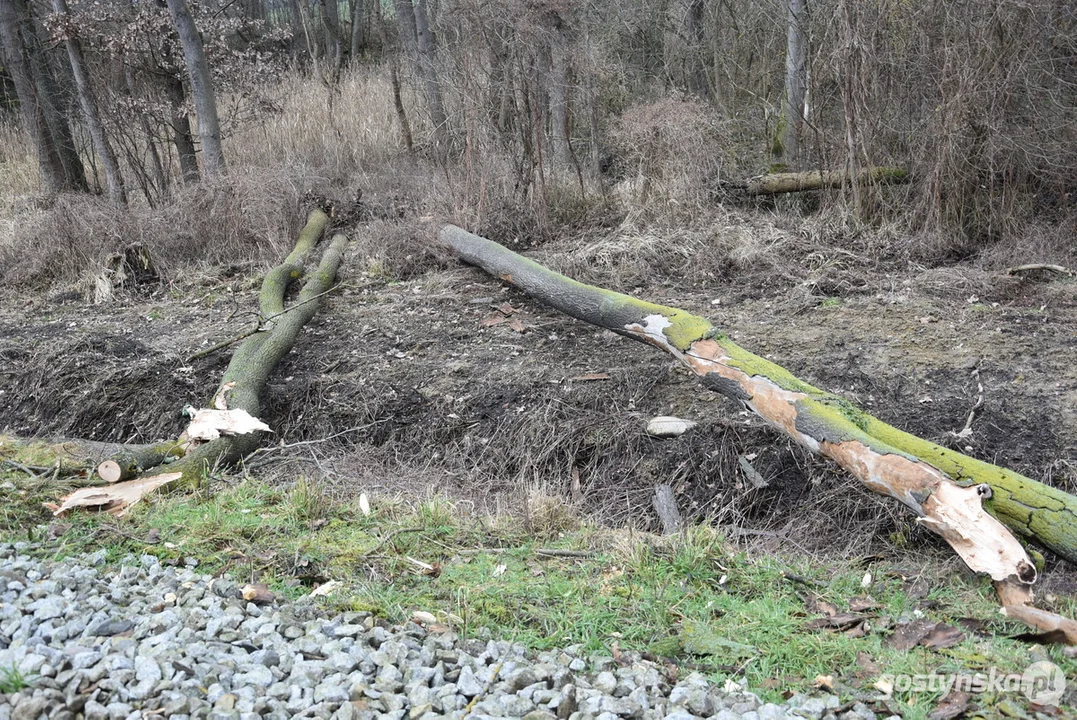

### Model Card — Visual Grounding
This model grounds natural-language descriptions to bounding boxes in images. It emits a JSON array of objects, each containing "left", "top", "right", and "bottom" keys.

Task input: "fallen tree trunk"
[
  {"left": 156, "top": 212, "right": 348, "bottom": 488},
  {"left": 0, "top": 436, "right": 184, "bottom": 485},
  {"left": 25, "top": 209, "right": 347, "bottom": 512},
  {"left": 441, "top": 223, "right": 1077, "bottom": 640},
  {"left": 740, "top": 167, "right": 908, "bottom": 195}
]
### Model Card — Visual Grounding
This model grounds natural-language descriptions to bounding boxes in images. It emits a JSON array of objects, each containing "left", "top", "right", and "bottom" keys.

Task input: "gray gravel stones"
[{"left": 0, "top": 542, "right": 879, "bottom": 720}]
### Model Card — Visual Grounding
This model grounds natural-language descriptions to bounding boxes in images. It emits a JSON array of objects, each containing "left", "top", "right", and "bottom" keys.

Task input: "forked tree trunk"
[
  {"left": 51, "top": 0, "right": 126, "bottom": 204},
  {"left": 165, "top": 0, "right": 226, "bottom": 177},
  {"left": 0, "top": 0, "right": 87, "bottom": 192},
  {"left": 155, "top": 210, "right": 346, "bottom": 486},
  {"left": 441, "top": 223, "right": 1077, "bottom": 641}
]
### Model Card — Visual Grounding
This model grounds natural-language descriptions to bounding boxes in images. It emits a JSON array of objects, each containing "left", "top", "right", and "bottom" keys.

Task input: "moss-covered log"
[
  {"left": 148, "top": 209, "right": 347, "bottom": 487},
  {"left": 441, "top": 223, "right": 1077, "bottom": 639},
  {"left": 0, "top": 435, "right": 184, "bottom": 485},
  {"left": 744, "top": 167, "right": 908, "bottom": 195}
]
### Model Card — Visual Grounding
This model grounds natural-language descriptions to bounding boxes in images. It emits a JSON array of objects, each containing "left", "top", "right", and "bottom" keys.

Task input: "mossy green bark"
[
  {"left": 442, "top": 224, "right": 1077, "bottom": 564},
  {"left": 0, "top": 435, "right": 184, "bottom": 484},
  {"left": 156, "top": 222, "right": 348, "bottom": 488}
]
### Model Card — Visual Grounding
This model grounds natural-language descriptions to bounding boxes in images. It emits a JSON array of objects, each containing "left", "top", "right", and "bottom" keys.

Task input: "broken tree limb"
[
  {"left": 441, "top": 224, "right": 1077, "bottom": 638},
  {"left": 140, "top": 210, "right": 347, "bottom": 488},
  {"left": 738, "top": 167, "right": 908, "bottom": 195},
  {"left": 0, "top": 436, "right": 184, "bottom": 485},
  {"left": 1006, "top": 264, "right": 1073, "bottom": 277},
  {"left": 96, "top": 442, "right": 186, "bottom": 483}
]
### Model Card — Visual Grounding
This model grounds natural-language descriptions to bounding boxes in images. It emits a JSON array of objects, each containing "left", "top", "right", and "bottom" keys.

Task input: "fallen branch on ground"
[
  {"left": 1007, "top": 264, "right": 1073, "bottom": 277},
  {"left": 24, "top": 209, "right": 348, "bottom": 515},
  {"left": 441, "top": 223, "right": 1077, "bottom": 642},
  {"left": 726, "top": 167, "right": 908, "bottom": 195}
]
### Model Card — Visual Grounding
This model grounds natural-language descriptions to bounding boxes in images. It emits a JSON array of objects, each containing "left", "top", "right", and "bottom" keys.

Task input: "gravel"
[{"left": 0, "top": 542, "right": 889, "bottom": 720}]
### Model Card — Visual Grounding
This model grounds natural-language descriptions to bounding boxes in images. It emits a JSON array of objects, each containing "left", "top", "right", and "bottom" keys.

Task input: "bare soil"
[{"left": 1, "top": 212, "right": 1074, "bottom": 575}]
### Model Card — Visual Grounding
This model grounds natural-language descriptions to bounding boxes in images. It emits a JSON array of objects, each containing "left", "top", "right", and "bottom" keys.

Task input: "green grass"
[
  {"left": 1, "top": 457, "right": 1074, "bottom": 718},
  {"left": 0, "top": 663, "right": 33, "bottom": 694}
]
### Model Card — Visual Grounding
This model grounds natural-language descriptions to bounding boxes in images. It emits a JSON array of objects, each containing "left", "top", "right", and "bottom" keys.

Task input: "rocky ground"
[{"left": 0, "top": 543, "right": 885, "bottom": 720}]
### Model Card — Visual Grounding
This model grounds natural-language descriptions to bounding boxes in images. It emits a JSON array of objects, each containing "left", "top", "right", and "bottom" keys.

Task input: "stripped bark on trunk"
[{"left": 441, "top": 223, "right": 1077, "bottom": 642}]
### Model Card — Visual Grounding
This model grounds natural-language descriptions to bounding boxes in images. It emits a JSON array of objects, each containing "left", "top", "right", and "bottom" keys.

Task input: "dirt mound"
[{"left": 1, "top": 219, "right": 1074, "bottom": 563}]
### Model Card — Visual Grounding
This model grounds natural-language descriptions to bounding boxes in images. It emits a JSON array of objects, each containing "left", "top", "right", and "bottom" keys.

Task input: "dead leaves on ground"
[
  {"left": 478, "top": 302, "right": 532, "bottom": 333},
  {"left": 802, "top": 582, "right": 971, "bottom": 660},
  {"left": 887, "top": 619, "right": 966, "bottom": 651}
]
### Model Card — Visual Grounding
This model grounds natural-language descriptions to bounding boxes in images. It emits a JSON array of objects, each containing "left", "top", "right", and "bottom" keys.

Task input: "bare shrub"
[
  {"left": 608, "top": 98, "right": 728, "bottom": 220},
  {"left": 0, "top": 172, "right": 307, "bottom": 290}
]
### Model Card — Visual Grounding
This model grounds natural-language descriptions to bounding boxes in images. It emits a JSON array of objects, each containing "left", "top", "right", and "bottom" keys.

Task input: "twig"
[
  {"left": 535, "top": 548, "right": 593, "bottom": 558},
  {"left": 1007, "top": 264, "right": 1073, "bottom": 276},
  {"left": 962, "top": 366, "right": 985, "bottom": 434},
  {"left": 780, "top": 571, "right": 828, "bottom": 589},
  {"left": 186, "top": 321, "right": 259, "bottom": 362},
  {"left": 186, "top": 283, "right": 342, "bottom": 362},
  {"left": 1, "top": 459, "right": 48, "bottom": 478}
]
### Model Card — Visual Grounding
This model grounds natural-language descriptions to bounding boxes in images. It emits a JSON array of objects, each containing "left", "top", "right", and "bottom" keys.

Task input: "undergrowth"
[{"left": 1, "top": 461, "right": 1074, "bottom": 718}]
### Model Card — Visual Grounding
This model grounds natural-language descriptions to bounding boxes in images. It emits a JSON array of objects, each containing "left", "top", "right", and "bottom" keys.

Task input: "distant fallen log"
[
  {"left": 736, "top": 167, "right": 908, "bottom": 195},
  {"left": 442, "top": 223, "right": 1077, "bottom": 642}
]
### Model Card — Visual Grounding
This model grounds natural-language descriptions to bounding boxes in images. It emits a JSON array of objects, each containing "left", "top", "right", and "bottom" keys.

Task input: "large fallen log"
[
  {"left": 440, "top": 223, "right": 1077, "bottom": 640},
  {"left": 736, "top": 167, "right": 908, "bottom": 195}
]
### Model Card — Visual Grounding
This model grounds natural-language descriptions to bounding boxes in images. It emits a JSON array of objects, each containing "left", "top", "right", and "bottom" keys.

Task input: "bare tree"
[
  {"left": 0, "top": 0, "right": 87, "bottom": 192},
  {"left": 395, "top": 0, "right": 448, "bottom": 155},
  {"left": 50, "top": 0, "right": 126, "bottom": 203},
  {"left": 165, "top": 0, "right": 226, "bottom": 177},
  {"left": 546, "top": 12, "right": 571, "bottom": 167},
  {"left": 776, "top": 0, "right": 808, "bottom": 168},
  {"left": 349, "top": 0, "right": 364, "bottom": 61},
  {"left": 319, "top": 0, "right": 344, "bottom": 70}
]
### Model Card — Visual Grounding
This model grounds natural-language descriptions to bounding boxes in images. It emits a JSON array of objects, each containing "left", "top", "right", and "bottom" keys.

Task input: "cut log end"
[{"left": 96, "top": 459, "right": 128, "bottom": 483}]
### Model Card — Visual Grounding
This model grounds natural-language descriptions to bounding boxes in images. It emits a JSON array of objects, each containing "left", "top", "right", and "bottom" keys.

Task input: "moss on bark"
[{"left": 441, "top": 223, "right": 1077, "bottom": 564}]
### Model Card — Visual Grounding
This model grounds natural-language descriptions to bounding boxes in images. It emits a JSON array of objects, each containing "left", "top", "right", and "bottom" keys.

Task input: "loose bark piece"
[
  {"left": 46, "top": 472, "right": 182, "bottom": 517},
  {"left": 241, "top": 583, "right": 275, "bottom": 605},
  {"left": 185, "top": 408, "right": 272, "bottom": 442},
  {"left": 652, "top": 484, "right": 682, "bottom": 535},
  {"left": 646, "top": 416, "right": 697, "bottom": 438},
  {"left": 441, "top": 225, "right": 1077, "bottom": 641}
]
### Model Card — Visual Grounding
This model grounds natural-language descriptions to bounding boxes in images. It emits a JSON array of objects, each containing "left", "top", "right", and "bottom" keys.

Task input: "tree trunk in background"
[
  {"left": 121, "top": 64, "right": 168, "bottom": 204},
  {"left": 165, "top": 0, "right": 226, "bottom": 178},
  {"left": 320, "top": 0, "right": 343, "bottom": 70},
  {"left": 51, "top": 0, "right": 126, "bottom": 204},
  {"left": 777, "top": 0, "right": 808, "bottom": 168},
  {"left": 682, "top": 0, "right": 710, "bottom": 100},
  {"left": 547, "top": 22, "right": 571, "bottom": 167},
  {"left": 349, "top": 0, "right": 365, "bottom": 61},
  {"left": 163, "top": 72, "right": 201, "bottom": 184},
  {"left": 375, "top": 7, "right": 412, "bottom": 151},
  {"left": 0, "top": 0, "right": 87, "bottom": 192},
  {"left": 411, "top": 0, "right": 449, "bottom": 156}
]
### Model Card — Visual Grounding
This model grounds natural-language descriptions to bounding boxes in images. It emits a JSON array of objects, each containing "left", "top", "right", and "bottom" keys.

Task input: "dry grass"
[{"left": 227, "top": 68, "right": 404, "bottom": 181}]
